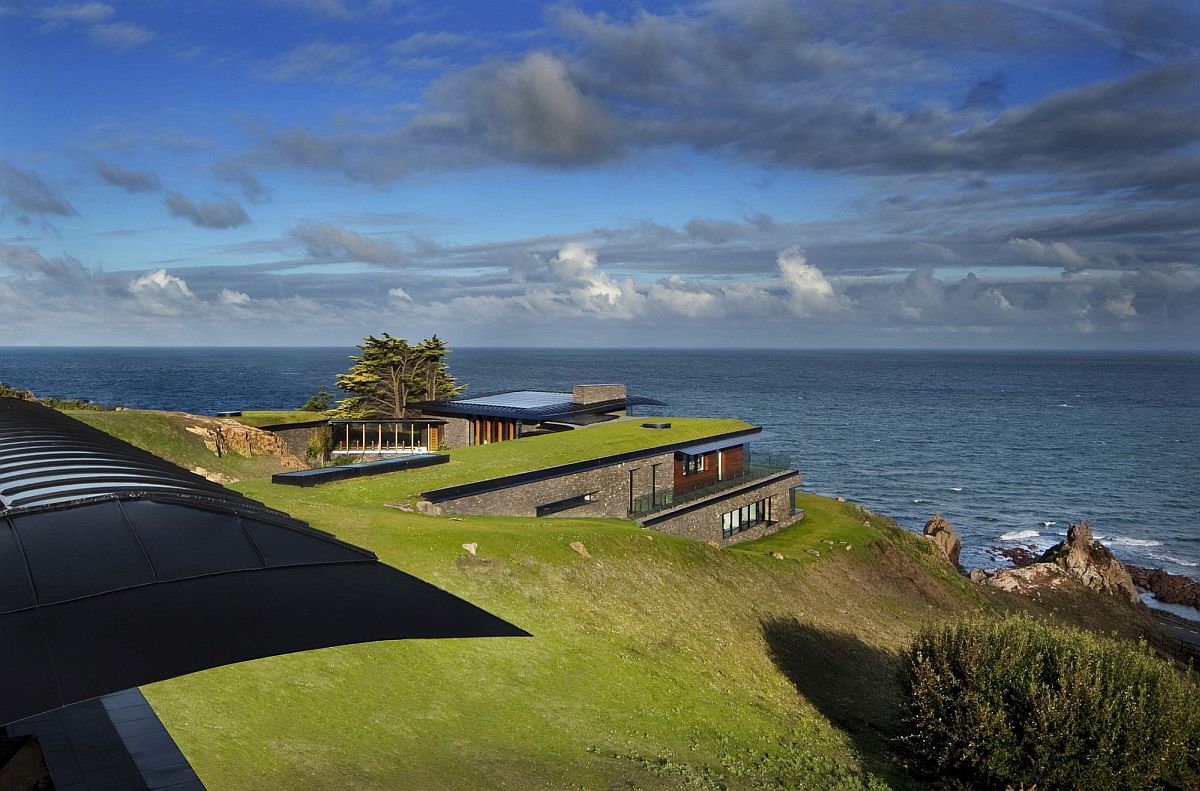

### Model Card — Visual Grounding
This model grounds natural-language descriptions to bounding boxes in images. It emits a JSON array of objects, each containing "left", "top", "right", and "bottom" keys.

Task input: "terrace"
[{"left": 629, "top": 450, "right": 795, "bottom": 518}]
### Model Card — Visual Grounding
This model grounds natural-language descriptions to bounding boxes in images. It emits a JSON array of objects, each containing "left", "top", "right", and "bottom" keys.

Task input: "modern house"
[
  {"left": 262, "top": 383, "right": 662, "bottom": 458},
  {"left": 419, "top": 425, "right": 804, "bottom": 546},
  {"left": 417, "top": 384, "right": 664, "bottom": 447}
]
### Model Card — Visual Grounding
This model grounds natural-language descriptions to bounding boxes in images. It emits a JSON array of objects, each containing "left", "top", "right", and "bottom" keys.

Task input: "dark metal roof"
[
  {"left": 0, "top": 397, "right": 526, "bottom": 726},
  {"left": 418, "top": 390, "right": 665, "bottom": 422}
]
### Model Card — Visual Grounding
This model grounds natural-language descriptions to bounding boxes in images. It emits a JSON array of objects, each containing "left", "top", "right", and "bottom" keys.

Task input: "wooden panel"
[
  {"left": 720, "top": 445, "right": 745, "bottom": 479},
  {"left": 673, "top": 450, "right": 720, "bottom": 494}
]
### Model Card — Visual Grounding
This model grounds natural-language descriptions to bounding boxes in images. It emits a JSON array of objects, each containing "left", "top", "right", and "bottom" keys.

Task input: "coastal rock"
[
  {"left": 923, "top": 513, "right": 962, "bottom": 569},
  {"left": 1127, "top": 565, "right": 1200, "bottom": 609},
  {"left": 975, "top": 563, "right": 1070, "bottom": 595},
  {"left": 770, "top": 551, "right": 785, "bottom": 560},
  {"left": 1037, "top": 520, "right": 1140, "bottom": 605},
  {"left": 182, "top": 417, "right": 305, "bottom": 468},
  {"left": 998, "top": 545, "right": 1039, "bottom": 568}
]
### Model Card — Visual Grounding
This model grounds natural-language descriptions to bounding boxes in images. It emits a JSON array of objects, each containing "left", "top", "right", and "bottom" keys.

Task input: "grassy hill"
[{"left": 58, "top": 407, "right": 1157, "bottom": 790}]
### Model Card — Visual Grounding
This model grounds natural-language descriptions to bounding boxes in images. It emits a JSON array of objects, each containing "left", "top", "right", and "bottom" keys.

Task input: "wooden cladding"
[
  {"left": 472, "top": 417, "right": 521, "bottom": 445},
  {"left": 674, "top": 445, "right": 745, "bottom": 494}
]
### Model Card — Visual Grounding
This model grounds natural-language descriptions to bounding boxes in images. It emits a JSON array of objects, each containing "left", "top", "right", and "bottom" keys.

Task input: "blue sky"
[{"left": 1, "top": 0, "right": 1198, "bottom": 347}]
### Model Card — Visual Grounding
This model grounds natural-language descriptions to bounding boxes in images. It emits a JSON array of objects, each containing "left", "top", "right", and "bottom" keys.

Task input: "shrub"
[{"left": 898, "top": 615, "right": 1199, "bottom": 790}]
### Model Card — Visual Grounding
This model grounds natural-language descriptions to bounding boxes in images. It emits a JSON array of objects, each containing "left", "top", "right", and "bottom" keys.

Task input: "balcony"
[{"left": 629, "top": 451, "right": 795, "bottom": 518}]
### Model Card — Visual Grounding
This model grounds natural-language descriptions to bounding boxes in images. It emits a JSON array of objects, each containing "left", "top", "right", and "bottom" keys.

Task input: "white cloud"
[
  {"left": 219, "top": 288, "right": 251, "bottom": 305},
  {"left": 1008, "top": 237, "right": 1086, "bottom": 269},
  {"left": 90, "top": 21, "right": 154, "bottom": 50},
  {"left": 776, "top": 248, "right": 838, "bottom": 316},
  {"left": 388, "top": 286, "right": 413, "bottom": 301}
]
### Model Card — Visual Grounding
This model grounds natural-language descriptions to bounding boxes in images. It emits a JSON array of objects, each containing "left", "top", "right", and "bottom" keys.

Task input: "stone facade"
[
  {"left": 439, "top": 416, "right": 472, "bottom": 449},
  {"left": 573, "top": 383, "right": 627, "bottom": 405},
  {"left": 426, "top": 450, "right": 676, "bottom": 519},
  {"left": 266, "top": 422, "right": 328, "bottom": 463},
  {"left": 423, "top": 443, "right": 802, "bottom": 546},
  {"left": 641, "top": 470, "right": 802, "bottom": 546}
]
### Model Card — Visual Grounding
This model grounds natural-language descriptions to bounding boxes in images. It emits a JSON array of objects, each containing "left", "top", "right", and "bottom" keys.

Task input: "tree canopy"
[{"left": 331, "top": 334, "right": 464, "bottom": 418}]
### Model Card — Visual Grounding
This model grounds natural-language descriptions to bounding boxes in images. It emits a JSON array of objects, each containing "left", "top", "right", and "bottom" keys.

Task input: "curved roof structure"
[{"left": 0, "top": 397, "right": 526, "bottom": 726}]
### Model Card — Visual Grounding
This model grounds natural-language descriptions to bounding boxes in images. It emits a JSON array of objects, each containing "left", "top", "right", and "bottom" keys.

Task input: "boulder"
[
  {"left": 1037, "top": 520, "right": 1140, "bottom": 605},
  {"left": 1127, "top": 564, "right": 1200, "bottom": 609},
  {"left": 923, "top": 513, "right": 962, "bottom": 569},
  {"left": 569, "top": 541, "right": 591, "bottom": 558}
]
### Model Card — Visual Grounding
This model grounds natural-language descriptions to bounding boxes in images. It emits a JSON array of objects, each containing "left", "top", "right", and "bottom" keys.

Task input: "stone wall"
[
  {"left": 427, "top": 450, "right": 675, "bottom": 518},
  {"left": 642, "top": 471, "right": 802, "bottom": 546},
  {"left": 573, "top": 383, "right": 627, "bottom": 404},
  {"left": 255, "top": 422, "right": 327, "bottom": 464},
  {"left": 439, "top": 416, "right": 472, "bottom": 448}
]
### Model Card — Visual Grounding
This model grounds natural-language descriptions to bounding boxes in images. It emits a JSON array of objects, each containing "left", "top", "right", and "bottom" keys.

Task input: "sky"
[{"left": 1, "top": 0, "right": 1198, "bottom": 348}]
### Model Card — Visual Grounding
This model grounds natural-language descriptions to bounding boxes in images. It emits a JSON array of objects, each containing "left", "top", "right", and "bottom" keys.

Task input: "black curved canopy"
[{"left": 0, "top": 397, "right": 526, "bottom": 726}]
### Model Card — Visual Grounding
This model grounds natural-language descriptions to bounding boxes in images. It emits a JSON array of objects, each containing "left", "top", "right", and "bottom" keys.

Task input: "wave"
[
  {"left": 1056, "top": 403, "right": 1073, "bottom": 408},
  {"left": 1041, "top": 520, "right": 1056, "bottom": 527},
  {"left": 912, "top": 498, "right": 925, "bottom": 503},
  {"left": 1001, "top": 529, "right": 1040, "bottom": 541},
  {"left": 1103, "top": 537, "right": 1163, "bottom": 548},
  {"left": 949, "top": 487, "right": 963, "bottom": 492}
]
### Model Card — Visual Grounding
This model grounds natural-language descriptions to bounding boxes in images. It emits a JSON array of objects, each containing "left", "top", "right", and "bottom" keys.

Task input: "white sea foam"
[
  {"left": 1001, "top": 529, "right": 1040, "bottom": 541},
  {"left": 1057, "top": 403, "right": 1072, "bottom": 407},
  {"left": 949, "top": 487, "right": 963, "bottom": 492},
  {"left": 912, "top": 498, "right": 925, "bottom": 503},
  {"left": 1151, "top": 554, "right": 1200, "bottom": 568},
  {"left": 1104, "top": 537, "right": 1163, "bottom": 548},
  {"left": 1042, "top": 520, "right": 1056, "bottom": 527}
]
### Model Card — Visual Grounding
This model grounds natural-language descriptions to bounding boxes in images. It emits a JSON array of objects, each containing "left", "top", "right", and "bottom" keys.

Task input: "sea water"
[{"left": 2, "top": 347, "right": 1196, "bottom": 579}]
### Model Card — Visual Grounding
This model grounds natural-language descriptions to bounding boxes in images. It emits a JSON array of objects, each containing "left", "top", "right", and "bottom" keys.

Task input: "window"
[
  {"left": 721, "top": 497, "right": 772, "bottom": 538},
  {"left": 682, "top": 453, "right": 706, "bottom": 475}
]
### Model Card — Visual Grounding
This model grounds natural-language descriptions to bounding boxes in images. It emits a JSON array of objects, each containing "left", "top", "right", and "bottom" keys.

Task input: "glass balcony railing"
[{"left": 629, "top": 451, "right": 795, "bottom": 518}]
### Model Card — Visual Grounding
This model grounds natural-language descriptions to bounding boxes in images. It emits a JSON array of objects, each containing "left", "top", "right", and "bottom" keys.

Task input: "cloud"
[
  {"left": 0, "top": 244, "right": 87, "bottom": 279},
  {"left": 212, "top": 162, "right": 270, "bottom": 202},
  {"left": 0, "top": 161, "right": 75, "bottom": 216},
  {"left": 38, "top": 3, "right": 114, "bottom": 26},
  {"left": 90, "top": 21, "right": 154, "bottom": 50},
  {"left": 1008, "top": 237, "right": 1087, "bottom": 269},
  {"left": 93, "top": 159, "right": 161, "bottom": 192},
  {"left": 256, "top": 41, "right": 367, "bottom": 82},
  {"left": 453, "top": 52, "right": 616, "bottom": 166},
  {"left": 289, "top": 221, "right": 406, "bottom": 264},
  {"left": 387, "top": 286, "right": 412, "bottom": 301},
  {"left": 164, "top": 192, "right": 250, "bottom": 229},
  {"left": 776, "top": 249, "right": 838, "bottom": 316},
  {"left": 129, "top": 268, "right": 198, "bottom": 315},
  {"left": 219, "top": 288, "right": 250, "bottom": 305},
  {"left": 963, "top": 70, "right": 1007, "bottom": 109}
]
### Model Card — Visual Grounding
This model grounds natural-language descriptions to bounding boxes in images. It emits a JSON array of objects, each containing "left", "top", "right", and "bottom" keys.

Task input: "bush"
[{"left": 898, "top": 615, "right": 1199, "bottom": 790}]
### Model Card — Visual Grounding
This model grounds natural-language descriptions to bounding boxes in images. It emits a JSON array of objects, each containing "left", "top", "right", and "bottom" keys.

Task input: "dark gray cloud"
[
  {"left": 288, "top": 221, "right": 405, "bottom": 264},
  {"left": 0, "top": 160, "right": 76, "bottom": 216},
  {"left": 212, "top": 162, "right": 270, "bottom": 202},
  {"left": 963, "top": 70, "right": 1006, "bottom": 109},
  {"left": 164, "top": 192, "right": 250, "bottom": 229},
  {"left": 0, "top": 243, "right": 87, "bottom": 279},
  {"left": 93, "top": 159, "right": 161, "bottom": 192}
]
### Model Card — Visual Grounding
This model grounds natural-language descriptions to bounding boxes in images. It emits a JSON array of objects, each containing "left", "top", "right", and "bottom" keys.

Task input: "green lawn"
[
  {"left": 233, "top": 410, "right": 328, "bottom": 427},
  {"left": 236, "top": 416, "right": 753, "bottom": 505},
  {"left": 58, "top": 407, "right": 1153, "bottom": 790}
]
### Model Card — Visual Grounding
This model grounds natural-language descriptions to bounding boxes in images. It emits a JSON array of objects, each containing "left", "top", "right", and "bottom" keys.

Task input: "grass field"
[
  {"left": 232, "top": 409, "right": 328, "bottom": 427},
  {"left": 60, "top": 407, "right": 1155, "bottom": 790}
]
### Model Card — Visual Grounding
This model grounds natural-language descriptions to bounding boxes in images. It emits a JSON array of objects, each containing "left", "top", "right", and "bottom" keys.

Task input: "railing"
[{"left": 629, "top": 451, "right": 795, "bottom": 518}]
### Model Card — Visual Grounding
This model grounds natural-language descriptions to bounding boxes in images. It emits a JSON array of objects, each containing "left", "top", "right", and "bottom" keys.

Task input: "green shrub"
[{"left": 898, "top": 615, "right": 1199, "bottom": 790}]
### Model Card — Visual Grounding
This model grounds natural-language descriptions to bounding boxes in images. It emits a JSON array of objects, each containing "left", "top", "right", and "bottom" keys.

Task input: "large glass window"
[
  {"left": 721, "top": 496, "right": 772, "bottom": 538},
  {"left": 683, "top": 453, "right": 706, "bottom": 475}
]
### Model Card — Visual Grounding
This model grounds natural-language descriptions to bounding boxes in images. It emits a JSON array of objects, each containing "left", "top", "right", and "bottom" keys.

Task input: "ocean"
[{"left": 2, "top": 347, "right": 1197, "bottom": 581}]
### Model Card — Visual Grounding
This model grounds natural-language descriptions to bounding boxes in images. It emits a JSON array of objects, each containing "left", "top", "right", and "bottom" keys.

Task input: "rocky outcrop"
[
  {"left": 923, "top": 513, "right": 962, "bottom": 569},
  {"left": 976, "top": 520, "right": 1141, "bottom": 606},
  {"left": 1127, "top": 565, "right": 1200, "bottom": 610},
  {"left": 182, "top": 416, "right": 305, "bottom": 469},
  {"left": 1036, "top": 520, "right": 1140, "bottom": 605}
]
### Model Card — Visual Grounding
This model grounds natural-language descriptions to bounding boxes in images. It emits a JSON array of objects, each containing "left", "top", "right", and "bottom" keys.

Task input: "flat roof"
[{"left": 419, "top": 390, "right": 665, "bottom": 422}]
